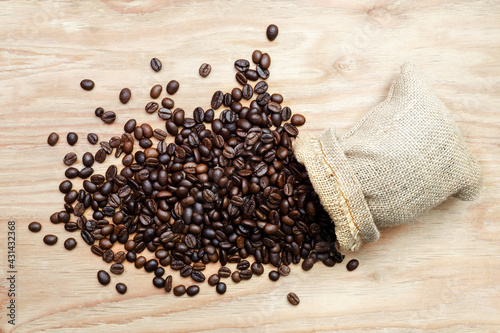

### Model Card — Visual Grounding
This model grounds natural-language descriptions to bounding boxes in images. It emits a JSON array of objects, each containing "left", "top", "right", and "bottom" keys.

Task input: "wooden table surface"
[{"left": 1, "top": 1, "right": 499, "bottom": 332}]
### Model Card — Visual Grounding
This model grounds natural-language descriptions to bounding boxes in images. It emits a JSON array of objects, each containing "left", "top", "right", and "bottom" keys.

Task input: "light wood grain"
[{"left": 0, "top": 0, "right": 499, "bottom": 332}]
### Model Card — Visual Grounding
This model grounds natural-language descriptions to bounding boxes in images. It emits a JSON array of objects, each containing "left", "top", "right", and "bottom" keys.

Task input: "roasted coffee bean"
[
  {"left": 191, "top": 270, "right": 205, "bottom": 283},
  {"left": 199, "top": 63, "right": 211, "bottom": 77},
  {"left": 208, "top": 274, "right": 220, "bottom": 286},
  {"left": 268, "top": 270, "right": 280, "bottom": 281},
  {"left": 100, "top": 141, "right": 112, "bottom": 154},
  {"left": 82, "top": 152, "right": 94, "bottom": 167},
  {"left": 87, "top": 133, "right": 98, "bottom": 144},
  {"left": 242, "top": 84, "right": 253, "bottom": 99},
  {"left": 346, "top": 259, "right": 359, "bottom": 271},
  {"left": 252, "top": 50, "right": 262, "bottom": 64},
  {"left": 180, "top": 265, "right": 193, "bottom": 277},
  {"left": 94, "top": 107, "right": 104, "bottom": 117},
  {"left": 114, "top": 251, "right": 126, "bottom": 264},
  {"left": 28, "top": 222, "right": 42, "bottom": 233},
  {"left": 173, "top": 285, "right": 186, "bottom": 296},
  {"left": 124, "top": 119, "right": 136, "bottom": 133},
  {"left": 78, "top": 167, "right": 94, "bottom": 179},
  {"left": 150, "top": 58, "right": 162, "bottom": 72},
  {"left": 153, "top": 277, "right": 165, "bottom": 288},
  {"left": 119, "top": 88, "right": 131, "bottom": 104},
  {"left": 116, "top": 283, "right": 127, "bottom": 294},
  {"left": 236, "top": 72, "right": 247, "bottom": 85},
  {"left": 145, "top": 101, "right": 159, "bottom": 114},
  {"left": 291, "top": 114, "right": 306, "bottom": 126},
  {"left": 67, "top": 132, "right": 78, "bottom": 146},
  {"left": 150, "top": 84, "right": 162, "bottom": 99},
  {"left": 260, "top": 53, "right": 271, "bottom": 70},
  {"left": 239, "top": 269, "right": 253, "bottom": 280},
  {"left": 59, "top": 180, "right": 73, "bottom": 193},
  {"left": 47, "top": 132, "right": 59, "bottom": 146},
  {"left": 144, "top": 259, "right": 158, "bottom": 272},
  {"left": 110, "top": 263, "right": 124, "bottom": 275},
  {"left": 162, "top": 97, "right": 174, "bottom": 109},
  {"left": 101, "top": 111, "right": 116, "bottom": 124},
  {"left": 211, "top": 91, "right": 223, "bottom": 109},
  {"left": 186, "top": 285, "right": 200, "bottom": 296},
  {"left": 158, "top": 108, "right": 172, "bottom": 120},
  {"left": 251, "top": 262, "right": 264, "bottom": 276},
  {"left": 287, "top": 292, "right": 300, "bottom": 306},
  {"left": 63, "top": 238, "right": 77, "bottom": 250},
  {"left": 278, "top": 265, "right": 291, "bottom": 276},
  {"left": 80, "top": 79, "right": 95, "bottom": 91},
  {"left": 254, "top": 81, "right": 268, "bottom": 94},
  {"left": 302, "top": 257, "right": 314, "bottom": 271},
  {"left": 216, "top": 282, "right": 226, "bottom": 294},
  {"left": 97, "top": 270, "right": 111, "bottom": 285},
  {"left": 166, "top": 80, "right": 179, "bottom": 95},
  {"left": 164, "top": 275, "right": 173, "bottom": 292},
  {"left": 102, "top": 249, "right": 114, "bottom": 263},
  {"left": 245, "top": 69, "right": 259, "bottom": 81},
  {"left": 154, "top": 267, "right": 165, "bottom": 277},
  {"left": 95, "top": 149, "right": 106, "bottom": 163},
  {"left": 43, "top": 234, "right": 58, "bottom": 245},
  {"left": 266, "top": 24, "right": 279, "bottom": 41},
  {"left": 256, "top": 65, "right": 269, "bottom": 79},
  {"left": 218, "top": 267, "right": 231, "bottom": 278},
  {"left": 234, "top": 59, "right": 250, "bottom": 72}
]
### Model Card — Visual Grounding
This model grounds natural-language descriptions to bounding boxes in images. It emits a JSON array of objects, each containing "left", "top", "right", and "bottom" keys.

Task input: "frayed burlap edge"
[{"left": 294, "top": 128, "right": 379, "bottom": 252}]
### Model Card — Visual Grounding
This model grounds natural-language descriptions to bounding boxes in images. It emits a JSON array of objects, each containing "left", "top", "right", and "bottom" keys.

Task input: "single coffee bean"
[
  {"left": 260, "top": 53, "right": 271, "bottom": 70},
  {"left": 110, "top": 263, "right": 124, "bottom": 275},
  {"left": 268, "top": 270, "right": 280, "bottom": 281},
  {"left": 251, "top": 262, "right": 264, "bottom": 276},
  {"left": 145, "top": 101, "right": 159, "bottom": 114},
  {"left": 346, "top": 259, "right": 359, "bottom": 271},
  {"left": 67, "top": 132, "right": 78, "bottom": 146},
  {"left": 150, "top": 84, "right": 162, "bottom": 99},
  {"left": 166, "top": 80, "right": 179, "bottom": 95},
  {"left": 124, "top": 119, "right": 136, "bottom": 133},
  {"left": 64, "top": 238, "right": 77, "bottom": 250},
  {"left": 287, "top": 292, "right": 300, "bottom": 306},
  {"left": 208, "top": 274, "right": 220, "bottom": 286},
  {"left": 80, "top": 79, "right": 95, "bottom": 91},
  {"left": 155, "top": 267, "right": 165, "bottom": 277},
  {"left": 239, "top": 269, "right": 253, "bottom": 280},
  {"left": 216, "top": 282, "right": 227, "bottom": 295},
  {"left": 82, "top": 152, "right": 94, "bottom": 167},
  {"left": 231, "top": 271, "right": 241, "bottom": 283},
  {"left": 78, "top": 167, "right": 94, "bottom": 179},
  {"left": 302, "top": 257, "right": 314, "bottom": 271},
  {"left": 59, "top": 180, "right": 73, "bottom": 193},
  {"left": 158, "top": 108, "right": 172, "bottom": 120},
  {"left": 87, "top": 133, "right": 98, "bottom": 144},
  {"left": 28, "top": 222, "right": 42, "bottom": 233},
  {"left": 252, "top": 50, "right": 262, "bottom": 64},
  {"left": 199, "top": 63, "right": 211, "bottom": 77},
  {"left": 144, "top": 259, "right": 158, "bottom": 272},
  {"left": 211, "top": 91, "right": 223, "bottom": 109},
  {"left": 234, "top": 59, "right": 250, "bottom": 72},
  {"left": 186, "top": 285, "right": 200, "bottom": 296},
  {"left": 114, "top": 251, "right": 126, "bottom": 264},
  {"left": 65, "top": 167, "right": 79, "bottom": 179},
  {"left": 164, "top": 275, "right": 173, "bottom": 292},
  {"left": 218, "top": 267, "right": 231, "bottom": 278},
  {"left": 95, "top": 149, "right": 106, "bottom": 163},
  {"left": 281, "top": 107, "right": 292, "bottom": 121},
  {"left": 94, "top": 107, "right": 104, "bottom": 117},
  {"left": 153, "top": 277, "right": 165, "bottom": 288},
  {"left": 173, "top": 285, "right": 186, "bottom": 296},
  {"left": 119, "top": 88, "right": 131, "bottom": 104},
  {"left": 101, "top": 111, "right": 116, "bottom": 124},
  {"left": 97, "top": 270, "right": 111, "bottom": 285},
  {"left": 150, "top": 58, "right": 162, "bottom": 72},
  {"left": 191, "top": 270, "right": 205, "bottom": 283},
  {"left": 116, "top": 283, "right": 127, "bottom": 294},
  {"left": 102, "top": 249, "right": 114, "bottom": 263},
  {"left": 291, "top": 114, "right": 306, "bottom": 127},
  {"left": 63, "top": 152, "right": 77, "bottom": 166},
  {"left": 278, "top": 265, "right": 291, "bottom": 277},
  {"left": 47, "top": 132, "right": 59, "bottom": 146},
  {"left": 162, "top": 97, "right": 174, "bottom": 109},
  {"left": 266, "top": 24, "right": 279, "bottom": 41},
  {"left": 235, "top": 72, "right": 247, "bottom": 85},
  {"left": 43, "top": 234, "right": 58, "bottom": 245}
]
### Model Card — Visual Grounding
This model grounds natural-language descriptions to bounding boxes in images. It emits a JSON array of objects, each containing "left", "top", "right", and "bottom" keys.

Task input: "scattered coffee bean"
[
  {"left": 67, "top": 132, "right": 78, "bottom": 146},
  {"left": 291, "top": 114, "right": 306, "bottom": 126},
  {"left": 186, "top": 285, "right": 200, "bottom": 296},
  {"left": 97, "top": 270, "right": 111, "bottom": 285},
  {"left": 173, "top": 285, "right": 186, "bottom": 296},
  {"left": 101, "top": 111, "right": 116, "bottom": 124},
  {"left": 43, "top": 234, "right": 58, "bottom": 245},
  {"left": 287, "top": 292, "right": 300, "bottom": 306},
  {"left": 64, "top": 238, "right": 77, "bottom": 250},
  {"left": 150, "top": 84, "right": 162, "bottom": 99},
  {"left": 119, "top": 88, "right": 131, "bottom": 104},
  {"left": 94, "top": 107, "right": 104, "bottom": 118},
  {"left": 116, "top": 283, "right": 127, "bottom": 294},
  {"left": 252, "top": 50, "right": 262, "bottom": 64},
  {"left": 208, "top": 274, "right": 220, "bottom": 286},
  {"left": 59, "top": 180, "right": 72, "bottom": 193},
  {"left": 150, "top": 58, "right": 162, "bottom": 72},
  {"left": 346, "top": 259, "right": 359, "bottom": 271},
  {"left": 216, "top": 282, "right": 226, "bottom": 295},
  {"left": 110, "top": 263, "right": 124, "bottom": 275},
  {"left": 199, "top": 63, "right": 211, "bottom": 77},
  {"left": 164, "top": 275, "right": 172, "bottom": 292},
  {"left": 82, "top": 152, "right": 94, "bottom": 167},
  {"left": 218, "top": 267, "right": 231, "bottom": 278},
  {"left": 28, "top": 222, "right": 41, "bottom": 233},
  {"left": 153, "top": 277, "right": 165, "bottom": 288},
  {"left": 87, "top": 133, "right": 98, "bottom": 145},
  {"left": 166, "top": 80, "right": 179, "bottom": 95},
  {"left": 47, "top": 132, "right": 59, "bottom": 146},
  {"left": 162, "top": 97, "right": 174, "bottom": 109},
  {"left": 63, "top": 152, "right": 77, "bottom": 166},
  {"left": 80, "top": 79, "right": 95, "bottom": 91},
  {"left": 266, "top": 24, "right": 279, "bottom": 41},
  {"left": 268, "top": 270, "right": 280, "bottom": 281}
]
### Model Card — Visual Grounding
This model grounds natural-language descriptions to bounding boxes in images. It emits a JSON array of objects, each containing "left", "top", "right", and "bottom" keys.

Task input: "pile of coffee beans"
[{"left": 34, "top": 25, "right": 358, "bottom": 305}]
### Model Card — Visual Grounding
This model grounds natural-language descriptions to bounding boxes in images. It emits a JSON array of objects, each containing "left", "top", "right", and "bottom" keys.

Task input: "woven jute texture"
[{"left": 294, "top": 63, "right": 482, "bottom": 252}]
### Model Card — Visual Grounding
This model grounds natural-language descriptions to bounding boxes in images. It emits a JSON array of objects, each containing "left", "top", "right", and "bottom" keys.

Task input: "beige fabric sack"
[{"left": 294, "top": 63, "right": 482, "bottom": 252}]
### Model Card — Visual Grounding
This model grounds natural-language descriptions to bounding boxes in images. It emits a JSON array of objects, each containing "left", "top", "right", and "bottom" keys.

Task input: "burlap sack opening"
[{"left": 294, "top": 63, "right": 482, "bottom": 252}]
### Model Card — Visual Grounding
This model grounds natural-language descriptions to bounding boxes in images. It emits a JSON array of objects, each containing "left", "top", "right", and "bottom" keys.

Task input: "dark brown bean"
[
  {"left": 97, "top": 270, "right": 110, "bottom": 285},
  {"left": 346, "top": 259, "right": 359, "bottom": 271},
  {"left": 150, "top": 84, "right": 162, "bottom": 98},
  {"left": 150, "top": 58, "right": 162, "bottom": 72},
  {"left": 87, "top": 133, "right": 98, "bottom": 145},
  {"left": 63, "top": 152, "right": 77, "bottom": 166},
  {"left": 80, "top": 79, "right": 95, "bottom": 91},
  {"left": 173, "top": 285, "right": 186, "bottom": 296},
  {"left": 116, "top": 283, "right": 127, "bottom": 294},
  {"left": 101, "top": 111, "right": 116, "bottom": 124},
  {"left": 43, "top": 234, "right": 58, "bottom": 245},
  {"left": 166, "top": 80, "right": 179, "bottom": 95},
  {"left": 287, "top": 292, "right": 300, "bottom": 306},
  {"left": 186, "top": 285, "right": 200, "bottom": 296},
  {"left": 47, "top": 132, "right": 59, "bottom": 146},
  {"left": 199, "top": 63, "right": 211, "bottom": 77},
  {"left": 64, "top": 238, "right": 77, "bottom": 250},
  {"left": 119, "top": 88, "right": 131, "bottom": 104},
  {"left": 28, "top": 222, "right": 42, "bottom": 233}
]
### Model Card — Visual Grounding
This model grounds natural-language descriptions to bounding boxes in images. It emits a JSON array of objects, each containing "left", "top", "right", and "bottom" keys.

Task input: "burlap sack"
[{"left": 294, "top": 63, "right": 482, "bottom": 252}]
